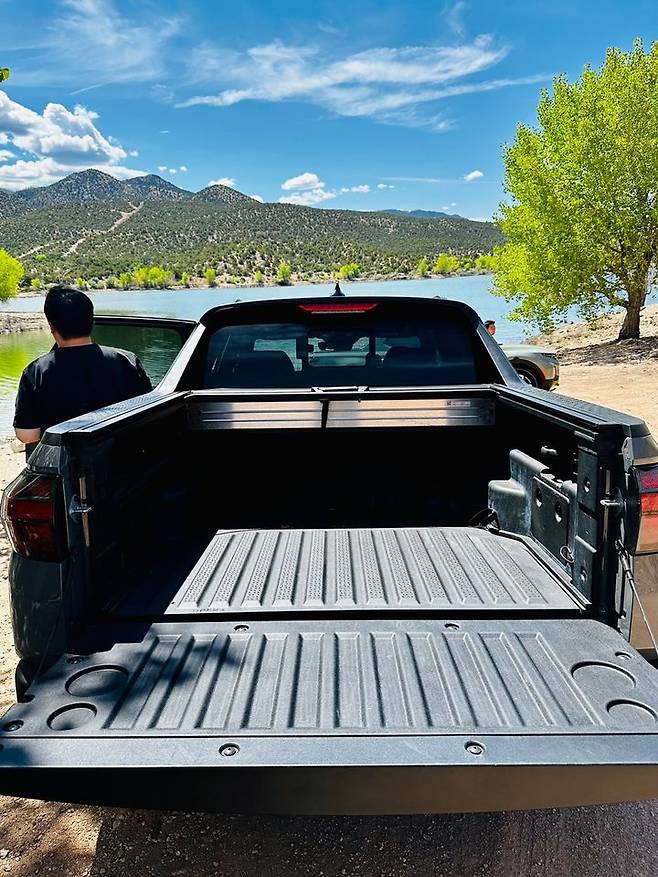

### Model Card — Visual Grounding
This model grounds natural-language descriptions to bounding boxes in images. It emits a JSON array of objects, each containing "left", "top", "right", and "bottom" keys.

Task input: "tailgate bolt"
[
  {"left": 220, "top": 743, "right": 240, "bottom": 757},
  {"left": 3, "top": 721, "right": 23, "bottom": 732},
  {"left": 66, "top": 656, "right": 85, "bottom": 665},
  {"left": 465, "top": 741, "right": 485, "bottom": 756}
]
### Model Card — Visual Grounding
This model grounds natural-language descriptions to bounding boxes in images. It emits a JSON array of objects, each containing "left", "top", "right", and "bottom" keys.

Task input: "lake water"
[{"left": 0, "top": 275, "right": 524, "bottom": 437}]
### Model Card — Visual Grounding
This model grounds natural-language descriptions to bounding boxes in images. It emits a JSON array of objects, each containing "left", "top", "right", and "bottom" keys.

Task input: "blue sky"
[{"left": 0, "top": 0, "right": 656, "bottom": 219}]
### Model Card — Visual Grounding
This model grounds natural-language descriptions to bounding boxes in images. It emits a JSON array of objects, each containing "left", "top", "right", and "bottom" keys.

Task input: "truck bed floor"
[{"left": 110, "top": 527, "right": 580, "bottom": 618}]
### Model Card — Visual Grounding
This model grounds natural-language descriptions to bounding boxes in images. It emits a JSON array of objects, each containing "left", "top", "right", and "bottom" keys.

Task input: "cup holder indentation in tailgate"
[
  {"left": 48, "top": 704, "right": 97, "bottom": 731},
  {"left": 66, "top": 666, "right": 129, "bottom": 697},
  {"left": 571, "top": 661, "right": 637, "bottom": 690},
  {"left": 606, "top": 699, "right": 658, "bottom": 726}
]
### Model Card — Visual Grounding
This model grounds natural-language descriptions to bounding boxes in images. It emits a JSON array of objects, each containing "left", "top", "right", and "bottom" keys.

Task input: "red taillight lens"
[
  {"left": 299, "top": 303, "right": 379, "bottom": 314},
  {"left": 1, "top": 472, "right": 65, "bottom": 562},
  {"left": 636, "top": 465, "right": 658, "bottom": 554}
]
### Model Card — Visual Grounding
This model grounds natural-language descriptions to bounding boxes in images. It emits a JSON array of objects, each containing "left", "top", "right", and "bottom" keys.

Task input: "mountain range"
[
  {"left": 0, "top": 170, "right": 254, "bottom": 216},
  {"left": 0, "top": 170, "right": 503, "bottom": 283},
  {"left": 383, "top": 208, "right": 459, "bottom": 219}
]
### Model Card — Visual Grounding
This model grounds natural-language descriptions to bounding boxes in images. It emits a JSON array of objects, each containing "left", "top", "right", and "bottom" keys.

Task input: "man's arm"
[
  {"left": 15, "top": 427, "right": 41, "bottom": 444},
  {"left": 14, "top": 369, "right": 42, "bottom": 445}
]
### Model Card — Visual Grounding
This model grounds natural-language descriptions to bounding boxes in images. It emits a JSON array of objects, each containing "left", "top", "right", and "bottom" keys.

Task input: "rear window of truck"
[{"left": 204, "top": 306, "right": 482, "bottom": 388}]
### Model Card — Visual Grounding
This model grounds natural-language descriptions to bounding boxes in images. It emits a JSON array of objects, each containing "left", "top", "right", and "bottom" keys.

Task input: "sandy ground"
[
  {"left": 1, "top": 318, "right": 658, "bottom": 875},
  {"left": 535, "top": 304, "right": 658, "bottom": 436}
]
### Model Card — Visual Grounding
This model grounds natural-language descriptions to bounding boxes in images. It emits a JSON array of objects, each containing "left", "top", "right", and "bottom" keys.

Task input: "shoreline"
[
  {"left": 11, "top": 268, "right": 492, "bottom": 297},
  {"left": 0, "top": 311, "right": 47, "bottom": 333}
]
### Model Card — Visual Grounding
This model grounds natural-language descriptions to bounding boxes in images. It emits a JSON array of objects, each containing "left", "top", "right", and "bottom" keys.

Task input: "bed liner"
[{"left": 161, "top": 526, "right": 579, "bottom": 616}]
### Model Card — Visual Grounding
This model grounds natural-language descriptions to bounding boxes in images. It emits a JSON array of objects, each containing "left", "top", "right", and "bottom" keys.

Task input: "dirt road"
[{"left": 1, "top": 358, "right": 658, "bottom": 875}]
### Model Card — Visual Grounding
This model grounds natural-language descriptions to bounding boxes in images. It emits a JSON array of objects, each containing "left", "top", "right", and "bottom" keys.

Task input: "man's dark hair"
[
  {"left": 484, "top": 319, "right": 496, "bottom": 328},
  {"left": 44, "top": 285, "right": 94, "bottom": 340}
]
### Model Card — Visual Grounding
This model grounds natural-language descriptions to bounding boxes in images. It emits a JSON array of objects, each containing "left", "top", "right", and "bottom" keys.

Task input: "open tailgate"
[{"left": 1, "top": 617, "right": 658, "bottom": 814}]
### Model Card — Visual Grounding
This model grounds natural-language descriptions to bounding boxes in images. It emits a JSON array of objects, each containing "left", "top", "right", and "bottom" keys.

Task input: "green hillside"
[{"left": 0, "top": 170, "right": 503, "bottom": 285}]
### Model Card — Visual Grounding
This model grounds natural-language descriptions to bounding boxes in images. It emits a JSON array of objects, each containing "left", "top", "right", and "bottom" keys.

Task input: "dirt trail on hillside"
[{"left": 65, "top": 201, "right": 144, "bottom": 256}]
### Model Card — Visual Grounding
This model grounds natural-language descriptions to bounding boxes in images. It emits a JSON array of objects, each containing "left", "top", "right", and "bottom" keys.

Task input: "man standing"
[
  {"left": 14, "top": 285, "right": 152, "bottom": 453},
  {"left": 484, "top": 319, "right": 496, "bottom": 337}
]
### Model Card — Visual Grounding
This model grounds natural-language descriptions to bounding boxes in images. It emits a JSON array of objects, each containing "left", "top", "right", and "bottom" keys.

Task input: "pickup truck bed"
[{"left": 109, "top": 527, "right": 580, "bottom": 618}]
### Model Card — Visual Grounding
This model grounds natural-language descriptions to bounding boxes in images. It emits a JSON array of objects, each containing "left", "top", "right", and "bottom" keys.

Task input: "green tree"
[
  {"left": 204, "top": 267, "right": 217, "bottom": 287},
  {"left": 132, "top": 266, "right": 149, "bottom": 288},
  {"left": 276, "top": 261, "right": 292, "bottom": 285},
  {"left": 494, "top": 40, "right": 658, "bottom": 340},
  {"left": 338, "top": 262, "right": 360, "bottom": 280},
  {"left": 475, "top": 253, "right": 497, "bottom": 272},
  {"left": 433, "top": 253, "right": 460, "bottom": 275},
  {"left": 146, "top": 266, "right": 172, "bottom": 288},
  {"left": 30, "top": 277, "right": 42, "bottom": 290},
  {"left": 254, "top": 269, "right": 264, "bottom": 285},
  {"left": 416, "top": 256, "right": 430, "bottom": 277},
  {"left": 35, "top": 253, "right": 47, "bottom": 262},
  {"left": 181, "top": 271, "right": 191, "bottom": 287},
  {"left": 118, "top": 272, "right": 132, "bottom": 289},
  {"left": 76, "top": 277, "right": 87, "bottom": 289}
]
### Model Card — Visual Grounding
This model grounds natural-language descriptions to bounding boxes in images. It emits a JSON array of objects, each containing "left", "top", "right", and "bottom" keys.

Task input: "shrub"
[
  {"left": 338, "top": 262, "right": 360, "bottom": 280},
  {"left": 276, "top": 261, "right": 292, "bottom": 285},
  {"left": 432, "top": 253, "right": 460, "bottom": 275}
]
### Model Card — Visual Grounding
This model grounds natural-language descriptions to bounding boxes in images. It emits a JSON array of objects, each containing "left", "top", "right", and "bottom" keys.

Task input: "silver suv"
[{"left": 500, "top": 343, "right": 560, "bottom": 390}]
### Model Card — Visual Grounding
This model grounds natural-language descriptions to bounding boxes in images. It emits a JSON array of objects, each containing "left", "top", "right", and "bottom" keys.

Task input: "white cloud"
[
  {"left": 0, "top": 149, "right": 14, "bottom": 162},
  {"left": 168, "top": 168, "right": 177, "bottom": 174},
  {"left": 279, "top": 171, "right": 336, "bottom": 206},
  {"left": 441, "top": 202, "right": 458, "bottom": 209},
  {"left": 208, "top": 177, "right": 236, "bottom": 187},
  {"left": 377, "top": 182, "right": 394, "bottom": 190},
  {"left": 340, "top": 184, "right": 370, "bottom": 193},
  {"left": 129, "top": 149, "right": 139, "bottom": 157},
  {"left": 0, "top": 133, "right": 8, "bottom": 144},
  {"left": 160, "top": 129, "right": 170, "bottom": 134},
  {"left": 279, "top": 187, "right": 336, "bottom": 206},
  {"left": 179, "top": 165, "right": 188, "bottom": 172},
  {"left": 444, "top": 1, "right": 467, "bottom": 38},
  {"left": 0, "top": 89, "right": 142, "bottom": 190},
  {"left": 176, "top": 36, "right": 545, "bottom": 131},
  {"left": 250, "top": 193, "right": 264, "bottom": 202},
  {"left": 157, "top": 165, "right": 167, "bottom": 171},
  {"left": 464, "top": 169, "right": 483, "bottom": 181},
  {"left": 281, "top": 171, "right": 323, "bottom": 191},
  {"left": 151, "top": 85, "right": 175, "bottom": 103},
  {"left": 12, "top": 0, "right": 182, "bottom": 89}
]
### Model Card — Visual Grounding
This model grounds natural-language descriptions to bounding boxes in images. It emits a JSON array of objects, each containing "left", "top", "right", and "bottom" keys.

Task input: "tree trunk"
[
  {"left": 618, "top": 268, "right": 651, "bottom": 340},
  {"left": 618, "top": 292, "right": 643, "bottom": 339}
]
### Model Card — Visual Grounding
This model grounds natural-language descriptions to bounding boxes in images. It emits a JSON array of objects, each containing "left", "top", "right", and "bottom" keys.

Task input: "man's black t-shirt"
[{"left": 14, "top": 344, "right": 153, "bottom": 433}]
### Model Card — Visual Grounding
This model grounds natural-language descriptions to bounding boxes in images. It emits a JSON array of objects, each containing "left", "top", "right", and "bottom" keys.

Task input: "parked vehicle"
[
  {"left": 1, "top": 296, "right": 658, "bottom": 815},
  {"left": 501, "top": 343, "right": 560, "bottom": 389}
]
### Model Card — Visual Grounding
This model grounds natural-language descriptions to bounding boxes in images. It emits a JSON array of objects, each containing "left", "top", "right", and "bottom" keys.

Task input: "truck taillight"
[
  {"left": 1, "top": 471, "right": 65, "bottom": 562},
  {"left": 635, "top": 466, "right": 658, "bottom": 555}
]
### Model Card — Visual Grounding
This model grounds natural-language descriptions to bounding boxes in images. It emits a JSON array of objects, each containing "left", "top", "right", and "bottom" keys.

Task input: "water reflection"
[{"left": 0, "top": 326, "right": 183, "bottom": 435}]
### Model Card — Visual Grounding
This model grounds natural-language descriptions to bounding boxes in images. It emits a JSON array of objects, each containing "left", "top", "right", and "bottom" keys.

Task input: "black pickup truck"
[{"left": 2, "top": 295, "right": 658, "bottom": 815}]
